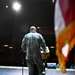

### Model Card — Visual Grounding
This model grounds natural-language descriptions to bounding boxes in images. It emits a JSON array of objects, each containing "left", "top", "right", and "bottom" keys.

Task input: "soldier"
[{"left": 21, "top": 26, "right": 46, "bottom": 75}]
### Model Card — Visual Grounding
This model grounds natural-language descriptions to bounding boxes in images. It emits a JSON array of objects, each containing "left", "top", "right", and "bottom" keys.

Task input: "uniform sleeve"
[
  {"left": 21, "top": 35, "right": 26, "bottom": 52},
  {"left": 40, "top": 34, "right": 46, "bottom": 52}
]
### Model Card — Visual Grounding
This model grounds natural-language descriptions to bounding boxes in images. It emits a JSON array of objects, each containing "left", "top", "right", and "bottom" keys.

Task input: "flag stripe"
[
  {"left": 54, "top": 0, "right": 65, "bottom": 37},
  {"left": 59, "top": 0, "right": 75, "bottom": 25}
]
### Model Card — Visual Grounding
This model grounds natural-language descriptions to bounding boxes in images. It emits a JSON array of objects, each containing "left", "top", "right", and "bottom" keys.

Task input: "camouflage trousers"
[{"left": 26, "top": 58, "right": 44, "bottom": 75}]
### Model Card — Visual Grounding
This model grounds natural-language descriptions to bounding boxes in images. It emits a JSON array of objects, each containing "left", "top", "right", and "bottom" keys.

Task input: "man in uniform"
[{"left": 21, "top": 26, "right": 46, "bottom": 75}]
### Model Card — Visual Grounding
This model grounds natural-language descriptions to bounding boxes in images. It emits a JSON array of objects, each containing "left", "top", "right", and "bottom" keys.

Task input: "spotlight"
[
  {"left": 52, "top": 0, "right": 55, "bottom": 2},
  {"left": 4, "top": 45, "right": 8, "bottom": 47},
  {"left": 9, "top": 46, "right": 13, "bottom": 49},
  {"left": 50, "top": 46, "right": 55, "bottom": 48},
  {"left": 12, "top": 2, "right": 21, "bottom": 11},
  {"left": 6, "top": 5, "right": 8, "bottom": 8}
]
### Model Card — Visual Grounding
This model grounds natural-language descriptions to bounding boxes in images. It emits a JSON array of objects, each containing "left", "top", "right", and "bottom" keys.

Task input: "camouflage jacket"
[{"left": 21, "top": 32, "right": 46, "bottom": 60}]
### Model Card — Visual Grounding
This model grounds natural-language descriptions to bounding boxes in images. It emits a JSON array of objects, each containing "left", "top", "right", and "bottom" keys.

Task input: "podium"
[
  {"left": 41, "top": 46, "right": 50, "bottom": 67},
  {"left": 41, "top": 52, "right": 50, "bottom": 60},
  {"left": 41, "top": 46, "right": 50, "bottom": 59}
]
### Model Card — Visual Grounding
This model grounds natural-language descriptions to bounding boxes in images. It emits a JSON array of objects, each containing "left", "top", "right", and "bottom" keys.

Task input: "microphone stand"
[
  {"left": 22, "top": 50, "right": 24, "bottom": 75},
  {"left": 19, "top": 49, "right": 24, "bottom": 75}
]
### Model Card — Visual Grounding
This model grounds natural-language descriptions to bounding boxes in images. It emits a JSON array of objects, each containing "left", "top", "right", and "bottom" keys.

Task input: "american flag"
[{"left": 54, "top": 0, "right": 75, "bottom": 62}]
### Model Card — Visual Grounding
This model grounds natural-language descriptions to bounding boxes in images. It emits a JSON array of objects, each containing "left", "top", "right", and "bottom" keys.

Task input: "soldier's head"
[{"left": 30, "top": 26, "right": 36, "bottom": 33}]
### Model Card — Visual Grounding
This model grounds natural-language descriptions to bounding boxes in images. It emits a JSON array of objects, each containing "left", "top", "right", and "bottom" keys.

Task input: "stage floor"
[{"left": 0, "top": 66, "right": 75, "bottom": 75}]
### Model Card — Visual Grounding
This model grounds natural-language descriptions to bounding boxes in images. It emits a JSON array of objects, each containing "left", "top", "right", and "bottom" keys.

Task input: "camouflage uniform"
[{"left": 21, "top": 26, "right": 46, "bottom": 75}]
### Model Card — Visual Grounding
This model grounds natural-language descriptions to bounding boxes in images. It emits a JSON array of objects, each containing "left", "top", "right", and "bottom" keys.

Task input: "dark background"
[{"left": 0, "top": 0, "right": 74, "bottom": 67}]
